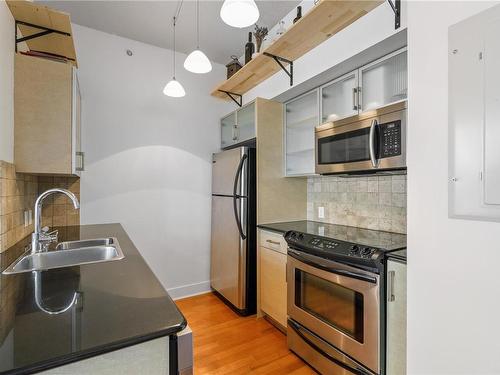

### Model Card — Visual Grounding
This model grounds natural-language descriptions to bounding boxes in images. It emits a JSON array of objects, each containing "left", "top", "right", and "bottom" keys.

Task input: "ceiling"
[{"left": 36, "top": 0, "right": 301, "bottom": 64}]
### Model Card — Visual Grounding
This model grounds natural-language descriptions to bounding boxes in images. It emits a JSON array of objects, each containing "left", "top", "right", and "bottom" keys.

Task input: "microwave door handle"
[{"left": 369, "top": 119, "right": 380, "bottom": 168}]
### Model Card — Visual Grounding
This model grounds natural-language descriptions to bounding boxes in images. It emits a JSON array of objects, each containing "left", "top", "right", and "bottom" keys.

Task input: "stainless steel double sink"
[{"left": 2, "top": 238, "right": 124, "bottom": 275}]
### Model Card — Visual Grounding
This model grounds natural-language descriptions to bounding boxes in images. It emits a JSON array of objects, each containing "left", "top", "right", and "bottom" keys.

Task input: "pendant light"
[
  {"left": 163, "top": 16, "right": 186, "bottom": 97},
  {"left": 220, "top": 0, "right": 259, "bottom": 28},
  {"left": 184, "top": 0, "right": 212, "bottom": 74}
]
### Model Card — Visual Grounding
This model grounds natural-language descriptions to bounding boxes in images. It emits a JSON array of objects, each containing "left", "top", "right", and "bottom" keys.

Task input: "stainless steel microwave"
[{"left": 315, "top": 101, "right": 407, "bottom": 175}]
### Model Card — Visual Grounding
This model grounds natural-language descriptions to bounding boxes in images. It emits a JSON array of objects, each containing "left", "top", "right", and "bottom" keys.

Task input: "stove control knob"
[
  {"left": 361, "top": 247, "right": 373, "bottom": 256},
  {"left": 349, "top": 245, "right": 359, "bottom": 254}
]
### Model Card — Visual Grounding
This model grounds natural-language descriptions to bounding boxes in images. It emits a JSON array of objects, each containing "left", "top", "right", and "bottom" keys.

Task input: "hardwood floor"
[{"left": 175, "top": 293, "right": 317, "bottom": 375}]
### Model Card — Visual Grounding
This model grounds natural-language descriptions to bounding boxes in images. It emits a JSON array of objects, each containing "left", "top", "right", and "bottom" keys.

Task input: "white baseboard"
[{"left": 167, "top": 281, "right": 211, "bottom": 300}]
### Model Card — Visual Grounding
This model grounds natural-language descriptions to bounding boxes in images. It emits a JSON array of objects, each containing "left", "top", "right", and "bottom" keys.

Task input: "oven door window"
[
  {"left": 318, "top": 127, "right": 370, "bottom": 165},
  {"left": 295, "top": 269, "right": 364, "bottom": 343}
]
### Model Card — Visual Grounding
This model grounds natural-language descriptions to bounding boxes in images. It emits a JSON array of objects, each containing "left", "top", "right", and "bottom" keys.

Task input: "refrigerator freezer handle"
[{"left": 233, "top": 154, "right": 247, "bottom": 240}]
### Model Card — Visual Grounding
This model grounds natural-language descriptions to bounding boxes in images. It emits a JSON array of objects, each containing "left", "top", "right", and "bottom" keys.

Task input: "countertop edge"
[
  {"left": 256, "top": 224, "right": 287, "bottom": 234},
  {"left": 5, "top": 321, "right": 188, "bottom": 375}
]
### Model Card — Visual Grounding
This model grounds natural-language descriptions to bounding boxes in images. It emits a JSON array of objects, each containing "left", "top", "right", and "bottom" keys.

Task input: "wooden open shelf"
[
  {"left": 211, "top": 0, "right": 384, "bottom": 101},
  {"left": 7, "top": 0, "right": 77, "bottom": 66}
]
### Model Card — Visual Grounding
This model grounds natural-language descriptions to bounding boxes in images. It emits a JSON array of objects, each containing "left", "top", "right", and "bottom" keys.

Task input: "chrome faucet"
[{"left": 32, "top": 188, "right": 80, "bottom": 253}]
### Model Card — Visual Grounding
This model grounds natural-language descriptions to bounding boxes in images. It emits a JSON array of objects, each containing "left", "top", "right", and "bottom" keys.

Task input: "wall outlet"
[
  {"left": 318, "top": 206, "right": 325, "bottom": 219},
  {"left": 24, "top": 211, "right": 29, "bottom": 227},
  {"left": 28, "top": 210, "right": 33, "bottom": 225}
]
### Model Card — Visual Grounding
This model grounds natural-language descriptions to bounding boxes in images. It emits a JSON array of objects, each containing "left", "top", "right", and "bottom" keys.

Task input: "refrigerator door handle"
[{"left": 233, "top": 154, "right": 247, "bottom": 240}]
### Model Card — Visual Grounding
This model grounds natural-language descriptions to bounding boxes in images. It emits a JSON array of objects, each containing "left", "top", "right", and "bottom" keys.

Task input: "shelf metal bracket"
[
  {"left": 15, "top": 20, "right": 72, "bottom": 54},
  {"left": 386, "top": 0, "right": 401, "bottom": 29},
  {"left": 263, "top": 52, "right": 293, "bottom": 86},
  {"left": 219, "top": 90, "right": 242, "bottom": 107}
]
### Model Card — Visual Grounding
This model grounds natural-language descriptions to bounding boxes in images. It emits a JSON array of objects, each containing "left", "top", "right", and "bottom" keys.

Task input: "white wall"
[
  {"left": 0, "top": 0, "right": 14, "bottom": 163},
  {"left": 407, "top": 2, "right": 500, "bottom": 374},
  {"left": 74, "top": 24, "right": 231, "bottom": 299}
]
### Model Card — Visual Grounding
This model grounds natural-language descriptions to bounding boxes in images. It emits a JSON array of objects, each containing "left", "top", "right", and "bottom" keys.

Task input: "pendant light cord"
[
  {"left": 171, "top": 0, "right": 184, "bottom": 79},
  {"left": 173, "top": 16, "right": 176, "bottom": 79},
  {"left": 196, "top": 0, "right": 199, "bottom": 49}
]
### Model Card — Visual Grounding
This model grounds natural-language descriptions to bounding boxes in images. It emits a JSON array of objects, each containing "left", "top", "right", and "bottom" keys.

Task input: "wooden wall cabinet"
[
  {"left": 14, "top": 53, "right": 83, "bottom": 175},
  {"left": 258, "top": 229, "right": 287, "bottom": 329},
  {"left": 256, "top": 98, "right": 307, "bottom": 224}
]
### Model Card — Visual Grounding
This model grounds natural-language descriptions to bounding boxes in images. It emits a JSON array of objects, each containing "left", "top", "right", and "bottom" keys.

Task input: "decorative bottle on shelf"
[
  {"left": 245, "top": 32, "right": 255, "bottom": 64},
  {"left": 293, "top": 6, "right": 302, "bottom": 24}
]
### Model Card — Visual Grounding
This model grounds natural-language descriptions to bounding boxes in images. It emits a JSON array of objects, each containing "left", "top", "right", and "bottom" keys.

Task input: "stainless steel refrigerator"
[{"left": 210, "top": 146, "right": 256, "bottom": 316}]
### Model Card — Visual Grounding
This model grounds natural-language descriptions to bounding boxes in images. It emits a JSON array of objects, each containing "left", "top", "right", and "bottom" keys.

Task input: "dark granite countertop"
[
  {"left": 0, "top": 224, "right": 186, "bottom": 374},
  {"left": 258, "top": 220, "right": 406, "bottom": 251}
]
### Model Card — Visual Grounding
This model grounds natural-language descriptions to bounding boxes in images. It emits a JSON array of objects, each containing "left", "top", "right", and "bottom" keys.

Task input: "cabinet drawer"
[{"left": 259, "top": 230, "right": 287, "bottom": 254}]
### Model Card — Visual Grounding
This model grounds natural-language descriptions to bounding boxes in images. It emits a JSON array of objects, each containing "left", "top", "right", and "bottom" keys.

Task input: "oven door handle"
[
  {"left": 369, "top": 119, "right": 380, "bottom": 168},
  {"left": 288, "top": 249, "right": 377, "bottom": 284}
]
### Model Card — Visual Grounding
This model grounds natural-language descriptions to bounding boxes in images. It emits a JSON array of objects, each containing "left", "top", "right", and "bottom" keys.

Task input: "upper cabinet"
[
  {"left": 359, "top": 49, "right": 408, "bottom": 112},
  {"left": 221, "top": 112, "right": 237, "bottom": 149},
  {"left": 321, "top": 48, "right": 408, "bottom": 122},
  {"left": 236, "top": 102, "right": 256, "bottom": 142},
  {"left": 321, "top": 71, "right": 359, "bottom": 123},
  {"left": 285, "top": 90, "right": 319, "bottom": 176},
  {"left": 14, "top": 54, "right": 84, "bottom": 176},
  {"left": 220, "top": 101, "right": 256, "bottom": 149}
]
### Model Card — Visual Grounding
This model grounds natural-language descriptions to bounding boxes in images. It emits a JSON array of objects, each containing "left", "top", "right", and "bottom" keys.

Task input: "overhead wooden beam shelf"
[
  {"left": 7, "top": 0, "right": 78, "bottom": 66},
  {"left": 211, "top": 0, "right": 384, "bottom": 101}
]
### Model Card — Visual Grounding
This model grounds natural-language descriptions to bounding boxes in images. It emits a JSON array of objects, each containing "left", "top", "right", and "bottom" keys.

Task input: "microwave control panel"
[{"left": 380, "top": 120, "right": 402, "bottom": 158}]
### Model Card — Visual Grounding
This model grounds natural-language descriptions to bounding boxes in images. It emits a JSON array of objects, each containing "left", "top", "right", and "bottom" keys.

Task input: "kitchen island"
[{"left": 0, "top": 224, "right": 188, "bottom": 374}]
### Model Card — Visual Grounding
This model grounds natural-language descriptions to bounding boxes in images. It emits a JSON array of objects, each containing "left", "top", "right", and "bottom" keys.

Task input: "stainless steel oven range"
[{"left": 284, "top": 226, "right": 406, "bottom": 375}]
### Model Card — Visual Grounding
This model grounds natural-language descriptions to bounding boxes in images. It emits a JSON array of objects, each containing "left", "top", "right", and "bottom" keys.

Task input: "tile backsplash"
[
  {"left": 307, "top": 175, "right": 407, "bottom": 234},
  {"left": 0, "top": 161, "right": 80, "bottom": 253},
  {"left": 0, "top": 161, "right": 38, "bottom": 252}
]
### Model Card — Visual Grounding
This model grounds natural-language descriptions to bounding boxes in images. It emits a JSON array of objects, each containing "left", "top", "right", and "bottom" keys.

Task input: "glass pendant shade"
[
  {"left": 184, "top": 49, "right": 212, "bottom": 74},
  {"left": 163, "top": 78, "right": 186, "bottom": 97},
  {"left": 220, "top": 0, "right": 259, "bottom": 28}
]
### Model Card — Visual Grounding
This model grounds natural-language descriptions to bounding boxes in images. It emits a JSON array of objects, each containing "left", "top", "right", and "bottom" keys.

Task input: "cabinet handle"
[
  {"left": 357, "top": 86, "right": 362, "bottom": 111},
  {"left": 266, "top": 239, "right": 281, "bottom": 245},
  {"left": 387, "top": 270, "right": 395, "bottom": 302},
  {"left": 352, "top": 87, "right": 358, "bottom": 110},
  {"left": 232, "top": 125, "right": 238, "bottom": 141},
  {"left": 76, "top": 152, "right": 85, "bottom": 172}
]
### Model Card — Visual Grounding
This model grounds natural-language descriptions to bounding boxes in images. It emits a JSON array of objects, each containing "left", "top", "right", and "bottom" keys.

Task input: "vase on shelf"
[{"left": 253, "top": 24, "right": 268, "bottom": 53}]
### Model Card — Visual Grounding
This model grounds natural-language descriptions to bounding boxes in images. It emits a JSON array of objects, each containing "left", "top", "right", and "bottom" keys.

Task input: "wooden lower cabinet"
[
  {"left": 259, "top": 245, "right": 287, "bottom": 328},
  {"left": 386, "top": 259, "right": 407, "bottom": 375}
]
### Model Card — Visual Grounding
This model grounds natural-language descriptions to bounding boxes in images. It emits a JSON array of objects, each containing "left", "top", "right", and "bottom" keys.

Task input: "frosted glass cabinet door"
[
  {"left": 285, "top": 90, "right": 319, "bottom": 176},
  {"left": 321, "top": 71, "right": 358, "bottom": 123},
  {"left": 359, "top": 49, "right": 407, "bottom": 111},
  {"left": 237, "top": 102, "right": 256, "bottom": 142},
  {"left": 221, "top": 112, "right": 236, "bottom": 149}
]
